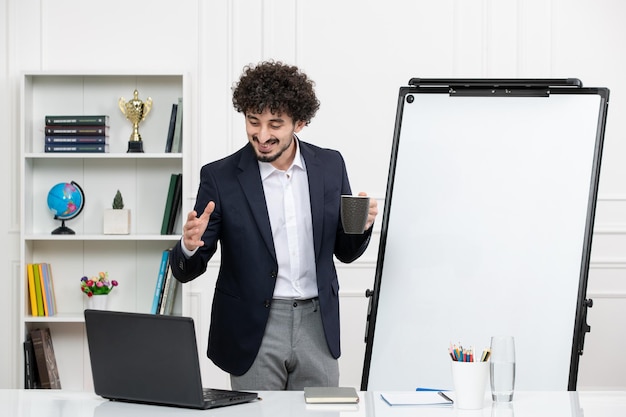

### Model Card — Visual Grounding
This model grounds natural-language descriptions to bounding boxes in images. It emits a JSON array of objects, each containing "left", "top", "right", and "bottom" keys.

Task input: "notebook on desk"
[{"left": 84, "top": 309, "right": 258, "bottom": 410}]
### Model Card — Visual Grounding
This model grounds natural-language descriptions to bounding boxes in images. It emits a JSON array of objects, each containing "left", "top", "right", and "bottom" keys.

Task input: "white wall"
[{"left": 1, "top": 0, "right": 625, "bottom": 390}]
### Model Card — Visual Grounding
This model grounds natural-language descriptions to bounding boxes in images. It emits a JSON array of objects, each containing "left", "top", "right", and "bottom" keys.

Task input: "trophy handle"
[
  {"left": 118, "top": 97, "right": 127, "bottom": 116},
  {"left": 143, "top": 97, "right": 153, "bottom": 120}
]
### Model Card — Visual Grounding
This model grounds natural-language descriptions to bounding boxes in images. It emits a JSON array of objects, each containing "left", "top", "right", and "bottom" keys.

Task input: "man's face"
[{"left": 245, "top": 108, "right": 306, "bottom": 170}]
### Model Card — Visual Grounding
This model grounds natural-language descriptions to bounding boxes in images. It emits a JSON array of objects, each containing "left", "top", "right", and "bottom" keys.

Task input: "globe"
[{"left": 47, "top": 181, "right": 85, "bottom": 234}]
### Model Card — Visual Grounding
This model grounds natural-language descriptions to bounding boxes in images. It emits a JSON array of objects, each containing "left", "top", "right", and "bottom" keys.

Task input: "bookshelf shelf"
[
  {"left": 25, "top": 152, "right": 183, "bottom": 159},
  {"left": 19, "top": 72, "right": 189, "bottom": 391},
  {"left": 25, "top": 234, "right": 182, "bottom": 241}
]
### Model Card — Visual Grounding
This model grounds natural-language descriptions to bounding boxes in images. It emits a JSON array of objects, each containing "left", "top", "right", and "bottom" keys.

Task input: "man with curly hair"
[{"left": 170, "top": 61, "right": 378, "bottom": 391}]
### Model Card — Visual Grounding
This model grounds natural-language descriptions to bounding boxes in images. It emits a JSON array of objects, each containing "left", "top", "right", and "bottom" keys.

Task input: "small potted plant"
[
  {"left": 81, "top": 271, "right": 119, "bottom": 310},
  {"left": 103, "top": 189, "right": 130, "bottom": 234}
]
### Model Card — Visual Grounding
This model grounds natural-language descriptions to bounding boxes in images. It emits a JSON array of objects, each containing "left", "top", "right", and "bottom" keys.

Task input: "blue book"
[{"left": 150, "top": 250, "right": 170, "bottom": 314}]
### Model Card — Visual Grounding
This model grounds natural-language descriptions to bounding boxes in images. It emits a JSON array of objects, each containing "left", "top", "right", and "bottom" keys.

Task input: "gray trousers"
[{"left": 230, "top": 297, "right": 339, "bottom": 391}]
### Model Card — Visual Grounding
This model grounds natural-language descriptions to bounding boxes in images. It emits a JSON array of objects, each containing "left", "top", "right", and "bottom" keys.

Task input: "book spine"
[
  {"left": 45, "top": 115, "right": 109, "bottom": 126},
  {"left": 171, "top": 97, "right": 183, "bottom": 153},
  {"left": 45, "top": 144, "right": 108, "bottom": 153},
  {"left": 38, "top": 264, "right": 50, "bottom": 317},
  {"left": 46, "top": 264, "right": 58, "bottom": 316},
  {"left": 30, "top": 329, "right": 51, "bottom": 388},
  {"left": 40, "top": 263, "right": 55, "bottom": 316},
  {"left": 150, "top": 250, "right": 170, "bottom": 314},
  {"left": 167, "top": 173, "right": 183, "bottom": 234},
  {"left": 23, "top": 335, "right": 39, "bottom": 388},
  {"left": 158, "top": 263, "right": 172, "bottom": 315},
  {"left": 45, "top": 136, "right": 108, "bottom": 144},
  {"left": 161, "top": 174, "right": 179, "bottom": 235},
  {"left": 162, "top": 266, "right": 179, "bottom": 315},
  {"left": 32, "top": 264, "right": 45, "bottom": 317},
  {"left": 45, "top": 126, "right": 109, "bottom": 136},
  {"left": 165, "top": 103, "right": 178, "bottom": 152},
  {"left": 41, "top": 328, "right": 62, "bottom": 389},
  {"left": 26, "top": 264, "right": 38, "bottom": 316}
]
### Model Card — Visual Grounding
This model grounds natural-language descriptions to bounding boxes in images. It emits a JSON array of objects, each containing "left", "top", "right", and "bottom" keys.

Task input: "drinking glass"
[{"left": 490, "top": 336, "right": 515, "bottom": 402}]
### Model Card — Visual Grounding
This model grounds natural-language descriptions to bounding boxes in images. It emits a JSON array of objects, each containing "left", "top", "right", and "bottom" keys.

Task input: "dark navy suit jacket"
[{"left": 169, "top": 140, "right": 372, "bottom": 376}]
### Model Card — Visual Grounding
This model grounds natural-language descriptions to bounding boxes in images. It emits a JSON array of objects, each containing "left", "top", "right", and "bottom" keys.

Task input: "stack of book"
[
  {"left": 26, "top": 263, "right": 57, "bottom": 317},
  {"left": 24, "top": 327, "right": 61, "bottom": 389},
  {"left": 44, "top": 115, "right": 109, "bottom": 153}
]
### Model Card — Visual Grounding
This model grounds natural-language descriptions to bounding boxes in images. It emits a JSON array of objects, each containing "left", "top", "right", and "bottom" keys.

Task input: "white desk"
[{"left": 1, "top": 390, "right": 626, "bottom": 416}]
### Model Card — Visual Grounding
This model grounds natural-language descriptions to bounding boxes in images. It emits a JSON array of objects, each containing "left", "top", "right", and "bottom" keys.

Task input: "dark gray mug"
[{"left": 341, "top": 195, "right": 370, "bottom": 234}]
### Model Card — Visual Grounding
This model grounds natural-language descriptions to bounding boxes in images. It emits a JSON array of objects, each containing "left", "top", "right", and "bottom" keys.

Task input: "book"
[
  {"left": 164, "top": 103, "right": 178, "bottom": 152},
  {"left": 45, "top": 263, "right": 58, "bottom": 315},
  {"left": 45, "top": 115, "right": 109, "bottom": 126},
  {"left": 26, "top": 264, "right": 38, "bottom": 316},
  {"left": 38, "top": 264, "right": 52, "bottom": 316},
  {"left": 162, "top": 267, "right": 179, "bottom": 315},
  {"left": 159, "top": 262, "right": 179, "bottom": 315},
  {"left": 303, "top": 387, "right": 359, "bottom": 404},
  {"left": 160, "top": 174, "right": 179, "bottom": 235},
  {"left": 45, "top": 125, "right": 109, "bottom": 136},
  {"left": 167, "top": 173, "right": 183, "bottom": 235},
  {"left": 30, "top": 328, "right": 62, "bottom": 389},
  {"left": 158, "top": 263, "right": 172, "bottom": 315},
  {"left": 45, "top": 144, "right": 109, "bottom": 153},
  {"left": 171, "top": 97, "right": 183, "bottom": 153},
  {"left": 32, "top": 263, "right": 45, "bottom": 316},
  {"left": 45, "top": 135, "right": 108, "bottom": 144},
  {"left": 150, "top": 249, "right": 170, "bottom": 314},
  {"left": 23, "top": 334, "right": 40, "bottom": 389},
  {"left": 40, "top": 263, "right": 56, "bottom": 316}
]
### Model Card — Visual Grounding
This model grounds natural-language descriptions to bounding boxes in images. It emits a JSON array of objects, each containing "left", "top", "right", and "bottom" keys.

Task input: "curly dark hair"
[{"left": 232, "top": 61, "right": 320, "bottom": 125}]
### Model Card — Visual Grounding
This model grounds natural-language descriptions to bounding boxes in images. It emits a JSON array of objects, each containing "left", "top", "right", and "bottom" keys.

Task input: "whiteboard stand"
[{"left": 361, "top": 79, "right": 609, "bottom": 391}]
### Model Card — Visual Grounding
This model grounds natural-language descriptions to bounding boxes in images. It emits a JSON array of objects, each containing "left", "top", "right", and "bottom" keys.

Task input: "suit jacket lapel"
[
  {"left": 300, "top": 142, "right": 324, "bottom": 259},
  {"left": 237, "top": 144, "right": 277, "bottom": 260}
]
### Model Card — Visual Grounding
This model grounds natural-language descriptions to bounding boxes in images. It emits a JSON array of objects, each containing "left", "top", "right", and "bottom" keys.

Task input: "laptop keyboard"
[{"left": 203, "top": 388, "right": 238, "bottom": 401}]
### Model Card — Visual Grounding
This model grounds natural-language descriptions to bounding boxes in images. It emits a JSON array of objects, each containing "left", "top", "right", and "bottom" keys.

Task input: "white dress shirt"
[{"left": 258, "top": 139, "right": 318, "bottom": 299}]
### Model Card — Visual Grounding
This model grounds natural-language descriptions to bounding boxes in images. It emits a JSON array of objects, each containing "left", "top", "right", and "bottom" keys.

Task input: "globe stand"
[{"left": 51, "top": 219, "right": 75, "bottom": 235}]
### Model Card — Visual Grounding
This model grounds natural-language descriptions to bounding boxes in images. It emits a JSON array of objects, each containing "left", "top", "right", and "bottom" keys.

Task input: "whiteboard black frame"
[{"left": 361, "top": 79, "right": 609, "bottom": 391}]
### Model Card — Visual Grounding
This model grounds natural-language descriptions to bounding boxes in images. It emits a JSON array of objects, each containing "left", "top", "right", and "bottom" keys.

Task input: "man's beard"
[{"left": 255, "top": 135, "right": 293, "bottom": 163}]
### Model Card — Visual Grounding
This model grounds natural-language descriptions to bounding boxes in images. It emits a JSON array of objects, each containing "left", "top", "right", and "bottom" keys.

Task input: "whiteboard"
[{"left": 362, "top": 80, "right": 608, "bottom": 391}]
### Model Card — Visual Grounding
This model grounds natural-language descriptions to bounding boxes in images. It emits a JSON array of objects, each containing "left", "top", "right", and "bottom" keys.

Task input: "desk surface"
[{"left": 1, "top": 390, "right": 626, "bottom": 416}]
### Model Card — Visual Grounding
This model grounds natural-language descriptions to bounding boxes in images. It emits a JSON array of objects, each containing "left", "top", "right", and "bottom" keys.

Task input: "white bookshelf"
[{"left": 19, "top": 72, "right": 189, "bottom": 390}]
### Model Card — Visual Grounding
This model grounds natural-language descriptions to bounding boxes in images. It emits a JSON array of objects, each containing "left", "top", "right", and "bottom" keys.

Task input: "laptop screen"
[{"left": 84, "top": 309, "right": 257, "bottom": 409}]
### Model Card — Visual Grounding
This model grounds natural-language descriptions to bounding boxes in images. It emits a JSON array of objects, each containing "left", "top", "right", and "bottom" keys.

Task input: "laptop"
[{"left": 84, "top": 309, "right": 258, "bottom": 409}]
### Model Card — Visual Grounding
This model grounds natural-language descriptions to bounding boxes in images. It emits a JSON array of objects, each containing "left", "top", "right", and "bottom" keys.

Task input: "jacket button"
[
  {"left": 264, "top": 300, "right": 271, "bottom": 308},
  {"left": 270, "top": 271, "right": 277, "bottom": 279}
]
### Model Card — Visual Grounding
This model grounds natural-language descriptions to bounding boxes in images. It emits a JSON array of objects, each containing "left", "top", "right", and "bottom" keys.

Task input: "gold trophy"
[{"left": 119, "top": 89, "right": 153, "bottom": 152}]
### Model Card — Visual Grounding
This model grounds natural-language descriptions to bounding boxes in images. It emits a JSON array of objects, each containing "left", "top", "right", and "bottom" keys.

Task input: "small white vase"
[
  {"left": 87, "top": 294, "right": 109, "bottom": 310},
  {"left": 103, "top": 208, "right": 131, "bottom": 235}
]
